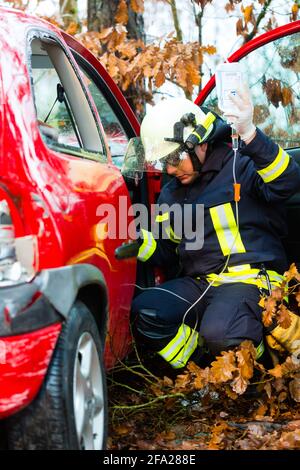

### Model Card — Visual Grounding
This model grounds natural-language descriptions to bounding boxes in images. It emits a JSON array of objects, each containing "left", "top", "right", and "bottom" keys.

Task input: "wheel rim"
[{"left": 73, "top": 332, "right": 105, "bottom": 450}]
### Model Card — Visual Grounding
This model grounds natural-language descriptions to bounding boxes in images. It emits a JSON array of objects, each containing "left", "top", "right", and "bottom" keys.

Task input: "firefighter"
[{"left": 131, "top": 87, "right": 300, "bottom": 371}]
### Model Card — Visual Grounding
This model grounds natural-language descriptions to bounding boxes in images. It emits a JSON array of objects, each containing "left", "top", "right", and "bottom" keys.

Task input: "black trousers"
[{"left": 131, "top": 277, "right": 264, "bottom": 361}]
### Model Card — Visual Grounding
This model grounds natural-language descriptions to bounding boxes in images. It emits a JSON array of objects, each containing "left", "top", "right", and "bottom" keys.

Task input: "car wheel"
[{"left": 6, "top": 301, "right": 108, "bottom": 450}]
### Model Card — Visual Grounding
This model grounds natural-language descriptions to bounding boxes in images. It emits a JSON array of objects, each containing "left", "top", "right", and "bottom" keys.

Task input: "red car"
[
  {"left": 0, "top": 6, "right": 142, "bottom": 450},
  {"left": 0, "top": 5, "right": 299, "bottom": 450}
]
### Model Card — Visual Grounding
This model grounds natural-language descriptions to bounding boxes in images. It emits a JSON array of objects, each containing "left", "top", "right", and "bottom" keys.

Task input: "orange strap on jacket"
[{"left": 234, "top": 183, "right": 241, "bottom": 202}]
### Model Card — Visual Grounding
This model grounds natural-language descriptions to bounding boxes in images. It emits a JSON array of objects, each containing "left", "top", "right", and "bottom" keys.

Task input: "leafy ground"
[
  {"left": 107, "top": 264, "right": 300, "bottom": 451},
  {"left": 107, "top": 345, "right": 300, "bottom": 451}
]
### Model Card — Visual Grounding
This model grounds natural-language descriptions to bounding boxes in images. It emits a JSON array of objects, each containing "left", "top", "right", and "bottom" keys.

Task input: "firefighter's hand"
[
  {"left": 266, "top": 311, "right": 300, "bottom": 357},
  {"left": 223, "top": 85, "right": 256, "bottom": 143}
]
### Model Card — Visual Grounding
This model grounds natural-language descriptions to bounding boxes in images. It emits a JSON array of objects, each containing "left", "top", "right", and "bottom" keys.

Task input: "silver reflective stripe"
[
  {"left": 228, "top": 264, "right": 251, "bottom": 272},
  {"left": 257, "top": 147, "right": 290, "bottom": 183},
  {"left": 158, "top": 324, "right": 192, "bottom": 362},
  {"left": 170, "top": 331, "right": 199, "bottom": 369},
  {"left": 210, "top": 203, "right": 245, "bottom": 256},
  {"left": 207, "top": 269, "right": 284, "bottom": 289},
  {"left": 137, "top": 229, "right": 157, "bottom": 262}
]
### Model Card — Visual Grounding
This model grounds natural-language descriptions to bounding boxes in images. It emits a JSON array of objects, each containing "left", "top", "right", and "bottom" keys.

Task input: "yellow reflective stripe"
[
  {"left": 193, "top": 113, "right": 216, "bottom": 143},
  {"left": 257, "top": 147, "right": 290, "bottom": 183},
  {"left": 155, "top": 213, "right": 169, "bottom": 223},
  {"left": 158, "top": 325, "right": 198, "bottom": 369},
  {"left": 210, "top": 203, "right": 246, "bottom": 256},
  {"left": 191, "top": 130, "right": 203, "bottom": 141},
  {"left": 165, "top": 225, "right": 181, "bottom": 244},
  {"left": 202, "top": 112, "right": 216, "bottom": 130},
  {"left": 228, "top": 264, "right": 251, "bottom": 273},
  {"left": 170, "top": 331, "right": 198, "bottom": 369},
  {"left": 256, "top": 340, "right": 264, "bottom": 360},
  {"left": 158, "top": 324, "right": 192, "bottom": 362},
  {"left": 207, "top": 268, "right": 284, "bottom": 289},
  {"left": 137, "top": 229, "right": 157, "bottom": 261}
]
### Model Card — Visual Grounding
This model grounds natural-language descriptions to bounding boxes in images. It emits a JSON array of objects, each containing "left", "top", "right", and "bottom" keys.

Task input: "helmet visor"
[{"left": 121, "top": 137, "right": 190, "bottom": 180}]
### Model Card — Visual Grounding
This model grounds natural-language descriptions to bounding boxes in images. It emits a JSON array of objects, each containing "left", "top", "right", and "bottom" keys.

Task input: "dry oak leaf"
[
  {"left": 66, "top": 21, "right": 79, "bottom": 35},
  {"left": 131, "top": 0, "right": 144, "bottom": 14},
  {"left": 281, "top": 87, "right": 294, "bottom": 107},
  {"left": 242, "top": 4, "right": 254, "bottom": 25},
  {"left": 225, "top": 2, "right": 235, "bottom": 13},
  {"left": 231, "top": 375, "right": 248, "bottom": 395},
  {"left": 209, "top": 350, "right": 237, "bottom": 383},
  {"left": 263, "top": 78, "right": 282, "bottom": 108},
  {"left": 115, "top": 0, "right": 128, "bottom": 24},
  {"left": 193, "top": 366, "right": 210, "bottom": 390},
  {"left": 116, "top": 41, "right": 139, "bottom": 59},
  {"left": 272, "top": 377, "right": 286, "bottom": 393},
  {"left": 236, "top": 17, "right": 245, "bottom": 36},
  {"left": 278, "top": 429, "right": 300, "bottom": 449},
  {"left": 174, "top": 372, "right": 192, "bottom": 391},
  {"left": 271, "top": 287, "right": 284, "bottom": 302},
  {"left": 185, "top": 61, "right": 201, "bottom": 87},
  {"left": 277, "top": 304, "right": 292, "bottom": 329},
  {"left": 114, "top": 424, "right": 132, "bottom": 436},
  {"left": 281, "top": 355, "right": 300, "bottom": 375},
  {"left": 284, "top": 262, "right": 300, "bottom": 282},
  {"left": 154, "top": 70, "right": 165, "bottom": 88},
  {"left": 208, "top": 421, "right": 230, "bottom": 450},
  {"left": 150, "top": 383, "right": 165, "bottom": 397},
  {"left": 263, "top": 381, "right": 272, "bottom": 399},
  {"left": 268, "top": 363, "right": 283, "bottom": 378},
  {"left": 233, "top": 341, "right": 256, "bottom": 382},
  {"left": 262, "top": 297, "right": 277, "bottom": 327},
  {"left": 289, "top": 378, "right": 300, "bottom": 402},
  {"left": 254, "top": 403, "right": 268, "bottom": 419},
  {"left": 236, "top": 347, "right": 255, "bottom": 381},
  {"left": 156, "top": 431, "right": 176, "bottom": 442},
  {"left": 292, "top": 3, "right": 299, "bottom": 21},
  {"left": 162, "top": 376, "right": 174, "bottom": 388},
  {"left": 224, "top": 384, "right": 238, "bottom": 399}
]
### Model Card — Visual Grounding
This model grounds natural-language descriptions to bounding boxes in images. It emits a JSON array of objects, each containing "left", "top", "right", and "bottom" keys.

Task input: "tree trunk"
[
  {"left": 87, "top": 0, "right": 118, "bottom": 32},
  {"left": 87, "top": 0, "right": 145, "bottom": 119},
  {"left": 87, "top": 0, "right": 144, "bottom": 40},
  {"left": 59, "top": 0, "right": 78, "bottom": 28}
]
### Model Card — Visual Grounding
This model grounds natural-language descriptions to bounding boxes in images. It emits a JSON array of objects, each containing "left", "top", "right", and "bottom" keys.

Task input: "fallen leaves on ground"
[
  {"left": 108, "top": 265, "right": 300, "bottom": 450},
  {"left": 108, "top": 341, "right": 300, "bottom": 450}
]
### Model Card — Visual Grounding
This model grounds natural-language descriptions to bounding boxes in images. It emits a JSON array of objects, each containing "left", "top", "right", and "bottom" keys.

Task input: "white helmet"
[{"left": 140, "top": 97, "right": 222, "bottom": 163}]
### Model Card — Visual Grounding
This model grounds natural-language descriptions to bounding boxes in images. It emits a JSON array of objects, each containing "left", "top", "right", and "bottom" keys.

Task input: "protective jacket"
[{"left": 138, "top": 129, "right": 300, "bottom": 287}]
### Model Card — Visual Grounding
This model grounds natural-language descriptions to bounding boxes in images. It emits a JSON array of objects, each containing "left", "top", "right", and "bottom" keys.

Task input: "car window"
[
  {"left": 29, "top": 37, "right": 106, "bottom": 160},
  {"left": 79, "top": 67, "right": 129, "bottom": 169},
  {"left": 203, "top": 32, "right": 300, "bottom": 149}
]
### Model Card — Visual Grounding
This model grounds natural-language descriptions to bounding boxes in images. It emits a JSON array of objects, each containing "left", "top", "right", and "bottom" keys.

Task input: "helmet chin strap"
[{"left": 189, "top": 150, "right": 202, "bottom": 173}]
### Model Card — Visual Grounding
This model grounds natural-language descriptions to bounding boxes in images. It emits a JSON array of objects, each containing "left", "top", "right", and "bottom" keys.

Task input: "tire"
[{"left": 6, "top": 301, "right": 108, "bottom": 450}]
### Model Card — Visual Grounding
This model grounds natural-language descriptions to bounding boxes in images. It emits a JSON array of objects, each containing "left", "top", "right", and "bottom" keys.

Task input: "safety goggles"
[
  {"left": 121, "top": 138, "right": 193, "bottom": 180},
  {"left": 161, "top": 146, "right": 191, "bottom": 169}
]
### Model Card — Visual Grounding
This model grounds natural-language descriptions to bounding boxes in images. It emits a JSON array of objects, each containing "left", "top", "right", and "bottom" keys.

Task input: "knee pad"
[{"left": 135, "top": 308, "right": 175, "bottom": 341}]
